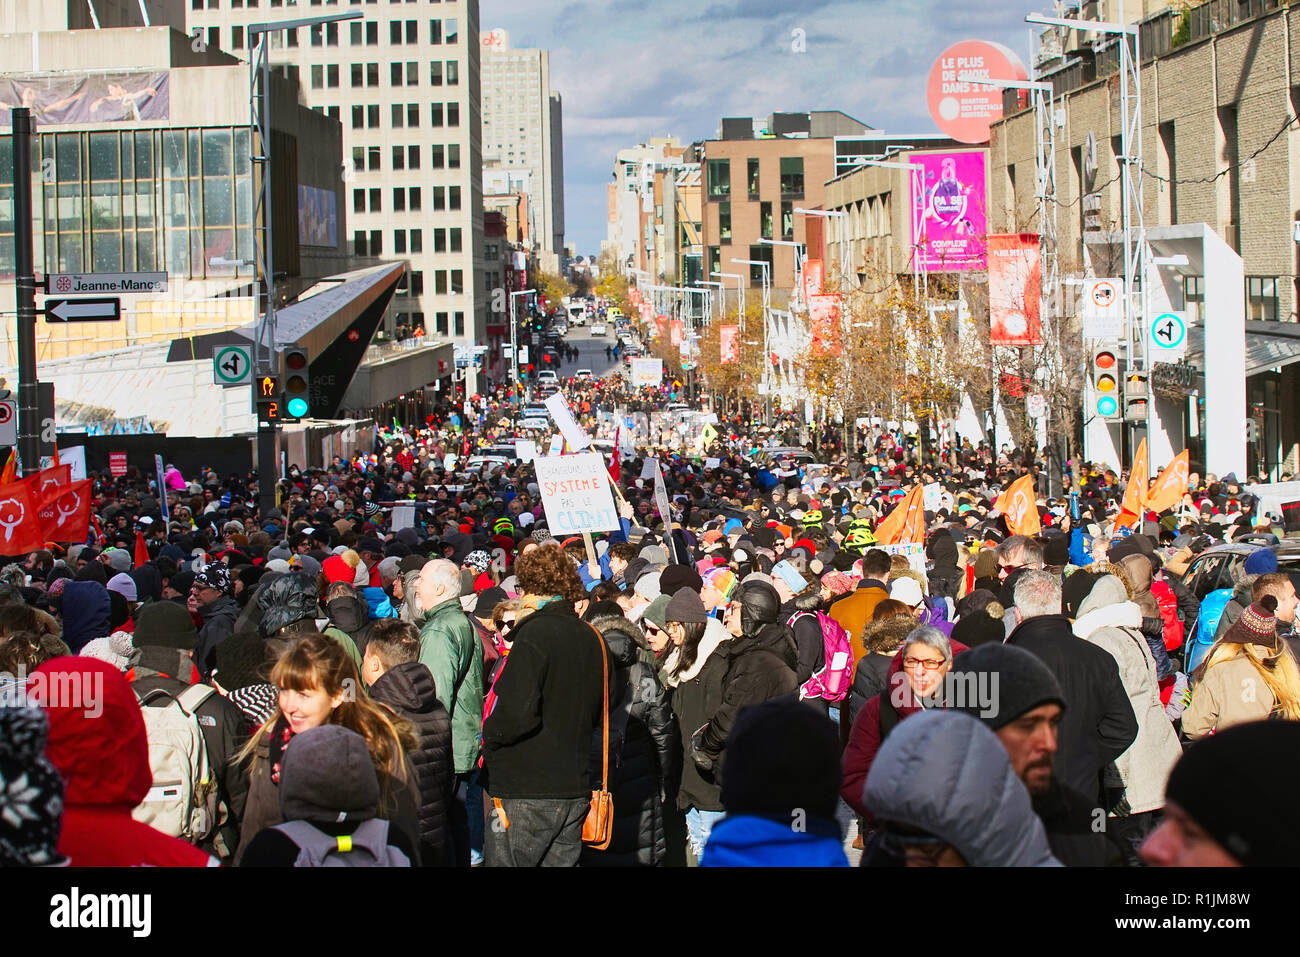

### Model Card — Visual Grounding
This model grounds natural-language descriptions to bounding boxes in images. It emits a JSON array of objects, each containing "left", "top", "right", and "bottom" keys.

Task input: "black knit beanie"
[
  {"left": 721, "top": 697, "right": 841, "bottom": 820},
  {"left": 950, "top": 602, "right": 1007, "bottom": 649},
  {"left": 1166, "top": 721, "right": 1300, "bottom": 866},
  {"left": 949, "top": 642, "right": 1066, "bottom": 730}
]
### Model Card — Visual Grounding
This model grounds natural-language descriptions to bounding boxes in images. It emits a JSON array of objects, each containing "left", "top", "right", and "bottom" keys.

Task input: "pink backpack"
[{"left": 789, "top": 611, "right": 854, "bottom": 703}]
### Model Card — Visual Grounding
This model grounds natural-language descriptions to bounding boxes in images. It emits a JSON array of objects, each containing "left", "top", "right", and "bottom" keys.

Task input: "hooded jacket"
[
  {"left": 60, "top": 580, "right": 111, "bottom": 652},
  {"left": 368, "top": 661, "right": 453, "bottom": 866},
  {"left": 863, "top": 710, "right": 1061, "bottom": 867},
  {"left": 580, "top": 614, "right": 678, "bottom": 867},
  {"left": 696, "top": 583, "right": 798, "bottom": 761},
  {"left": 416, "top": 595, "right": 484, "bottom": 775},
  {"left": 667, "top": 616, "right": 732, "bottom": 812},
  {"left": 30, "top": 657, "right": 215, "bottom": 867},
  {"left": 1007, "top": 613, "right": 1138, "bottom": 805},
  {"left": 1072, "top": 576, "right": 1182, "bottom": 815},
  {"left": 1117, "top": 553, "right": 1174, "bottom": 678},
  {"left": 926, "top": 534, "right": 964, "bottom": 602},
  {"left": 195, "top": 593, "right": 240, "bottom": 680}
]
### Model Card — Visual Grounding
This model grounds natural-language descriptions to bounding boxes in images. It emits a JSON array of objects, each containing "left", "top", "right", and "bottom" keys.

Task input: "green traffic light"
[
  {"left": 286, "top": 396, "right": 309, "bottom": 418},
  {"left": 1097, "top": 396, "right": 1118, "bottom": 416}
]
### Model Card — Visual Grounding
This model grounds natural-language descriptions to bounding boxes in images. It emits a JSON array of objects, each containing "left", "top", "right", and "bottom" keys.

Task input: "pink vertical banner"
[
  {"left": 912, "top": 151, "right": 988, "bottom": 272},
  {"left": 719, "top": 324, "right": 739, "bottom": 364}
]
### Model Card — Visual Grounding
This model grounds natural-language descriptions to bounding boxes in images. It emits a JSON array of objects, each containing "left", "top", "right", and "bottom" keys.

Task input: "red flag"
[
  {"left": 0, "top": 476, "right": 46, "bottom": 555},
  {"left": 135, "top": 530, "right": 150, "bottom": 568},
  {"left": 608, "top": 427, "right": 621, "bottom": 484},
  {"left": 33, "top": 464, "right": 71, "bottom": 505},
  {"left": 38, "top": 479, "right": 93, "bottom": 545}
]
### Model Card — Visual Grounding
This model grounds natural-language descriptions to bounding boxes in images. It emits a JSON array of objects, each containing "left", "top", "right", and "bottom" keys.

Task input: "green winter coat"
[{"left": 418, "top": 597, "right": 484, "bottom": 774}]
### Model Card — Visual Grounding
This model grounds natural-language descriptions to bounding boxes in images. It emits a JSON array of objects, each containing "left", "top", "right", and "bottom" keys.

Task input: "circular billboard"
[{"left": 927, "top": 40, "right": 1029, "bottom": 144}]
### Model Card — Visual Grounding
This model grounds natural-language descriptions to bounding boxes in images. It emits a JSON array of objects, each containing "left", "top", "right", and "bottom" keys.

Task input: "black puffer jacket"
[
  {"left": 368, "top": 661, "right": 453, "bottom": 867},
  {"left": 696, "top": 582, "right": 798, "bottom": 763},
  {"left": 927, "top": 532, "right": 964, "bottom": 602},
  {"left": 327, "top": 593, "right": 373, "bottom": 655},
  {"left": 580, "top": 615, "right": 678, "bottom": 867}
]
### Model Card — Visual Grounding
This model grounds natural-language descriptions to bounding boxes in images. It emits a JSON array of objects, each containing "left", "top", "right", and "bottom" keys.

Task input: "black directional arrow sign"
[{"left": 44, "top": 297, "right": 121, "bottom": 322}]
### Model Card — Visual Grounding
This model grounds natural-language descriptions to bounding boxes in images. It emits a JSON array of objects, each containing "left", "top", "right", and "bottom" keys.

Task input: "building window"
[
  {"left": 436, "top": 311, "right": 448, "bottom": 334},
  {"left": 367, "top": 146, "right": 381, "bottom": 170},
  {"left": 707, "top": 159, "right": 730, "bottom": 198},
  {"left": 393, "top": 188, "right": 406, "bottom": 212},
  {"left": 747, "top": 245, "right": 772, "bottom": 283},
  {"left": 760, "top": 202, "right": 773, "bottom": 241},
  {"left": 409, "top": 187, "right": 421, "bottom": 211},
  {"left": 429, "top": 19, "right": 441, "bottom": 43},
  {"left": 430, "top": 61, "right": 442, "bottom": 86},
  {"left": 367, "top": 62, "right": 379, "bottom": 86},
  {"left": 327, "top": 64, "right": 339, "bottom": 87},
  {"left": 718, "top": 202, "right": 731, "bottom": 242},
  {"left": 447, "top": 143, "right": 460, "bottom": 168},
  {"left": 369, "top": 188, "right": 380, "bottom": 212},
  {"left": 430, "top": 103, "right": 443, "bottom": 127},
  {"left": 406, "top": 62, "right": 418, "bottom": 85},
  {"left": 407, "top": 103, "right": 419, "bottom": 127},
  {"left": 391, "top": 146, "right": 405, "bottom": 170},
  {"left": 435, "top": 270, "right": 447, "bottom": 294},
  {"left": 391, "top": 62, "right": 404, "bottom": 85},
  {"left": 311, "top": 64, "right": 324, "bottom": 88},
  {"left": 446, "top": 18, "right": 458, "bottom": 42},
  {"left": 433, "top": 187, "right": 445, "bottom": 211},
  {"left": 367, "top": 104, "right": 379, "bottom": 127},
  {"left": 354, "top": 230, "right": 367, "bottom": 255},
  {"left": 369, "top": 229, "right": 382, "bottom": 255},
  {"left": 780, "top": 157, "right": 804, "bottom": 197},
  {"left": 353, "top": 188, "right": 365, "bottom": 213},
  {"left": 446, "top": 61, "right": 459, "bottom": 85},
  {"left": 454, "top": 311, "right": 464, "bottom": 336},
  {"left": 350, "top": 21, "right": 362, "bottom": 44},
  {"left": 433, "top": 228, "right": 446, "bottom": 253},
  {"left": 391, "top": 104, "right": 404, "bottom": 128},
  {"left": 709, "top": 246, "right": 720, "bottom": 279},
  {"left": 408, "top": 145, "right": 420, "bottom": 169},
  {"left": 232, "top": 25, "right": 244, "bottom": 48},
  {"left": 351, "top": 63, "right": 363, "bottom": 87},
  {"left": 747, "top": 157, "right": 759, "bottom": 198},
  {"left": 395, "top": 229, "right": 407, "bottom": 254},
  {"left": 781, "top": 200, "right": 793, "bottom": 241},
  {"left": 410, "top": 271, "right": 423, "bottom": 295},
  {"left": 352, "top": 147, "right": 365, "bottom": 171},
  {"left": 406, "top": 20, "right": 417, "bottom": 43},
  {"left": 390, "top": 20, "right": 402, "bottom": 44},
  {"left": 410, "top": 229, "right": 422, "bottom": 253},
  {"left": 447, "top": 102, "right": 459, "bottom": 126},
  {"left": 1247, "top": 276, "right": 1279, "bottom": 321},
  {"left": 449, "top": 228, "right": 461, "bottom": 252},
  {"left": 352, "top": 105, "right": 365, "bottom": 129},
  {"left": 449, "top": 186, "right": 460, "bottom": 210},
  {"left": 366, "top": 21, "right": 378, "bottom": 44},
  {"left": 285, "top": 27, "right": 297, "bottom": 47},
  {"left": 432, "top": 144, "right": 445, "bottom": 168}
]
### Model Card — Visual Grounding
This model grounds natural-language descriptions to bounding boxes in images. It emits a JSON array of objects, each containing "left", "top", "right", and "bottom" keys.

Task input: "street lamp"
[
  {"left": 246, "top": 10, "right": 362, "bottom": 517},
  {"left": 509, "top": 288, "right": 535, "bottom": 407},
  {"left": 699, "top": 280, "right": 724, "bottom": 326},
  {"left": 733, "top": 257, "right": 773, "bottom": 414},
  {"left": 712, "top": 270, "right": 746, "bottom": 334},
  {"left": 794, "top": 208, "right": 850, "bottom": 286},
  {"left": 758, "top": 238, "right": 806, "bottom": 310}
]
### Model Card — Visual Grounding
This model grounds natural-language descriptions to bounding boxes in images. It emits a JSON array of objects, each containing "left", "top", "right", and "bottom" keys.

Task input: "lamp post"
[
  {"left": 246, "top": 11, "right": 361, "bottom": 516},
  {"left": 712, "top": 270, "right": 746, "bottom": 333},
  {"left": 795, "top": 207, "right": 850, "bottom": 285},
  {"left": 733, "top": 258, "right": 772, "bottom": 419},
  {"left": 509, "top": 288, "right": 535, "bottom": 408},
  {"left": 758, "top": 238, "right": 807, "bottom": 310}
]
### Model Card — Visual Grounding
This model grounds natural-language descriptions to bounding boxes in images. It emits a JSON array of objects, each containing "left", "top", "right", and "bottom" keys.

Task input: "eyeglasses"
[{"left": 902, "top": 657, "right": 946, "bottom": 671}]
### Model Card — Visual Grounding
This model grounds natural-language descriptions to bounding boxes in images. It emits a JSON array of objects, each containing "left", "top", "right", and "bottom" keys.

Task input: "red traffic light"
[
  {"left": 1094, "top": 350, "right": 1116, "bottom": 370},
  {"left": 285, "top": 350, "right": 308, "bottom": 371}
]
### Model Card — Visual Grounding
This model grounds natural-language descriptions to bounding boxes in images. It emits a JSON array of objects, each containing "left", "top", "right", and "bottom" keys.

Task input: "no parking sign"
[{"left": 0, "top": 398, "right": 15, "bottom": 447}]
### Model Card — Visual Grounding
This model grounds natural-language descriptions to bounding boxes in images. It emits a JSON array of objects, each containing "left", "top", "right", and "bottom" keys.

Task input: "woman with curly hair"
[{"left": 481, "top": 542, "right": 608, "bottom": 867}]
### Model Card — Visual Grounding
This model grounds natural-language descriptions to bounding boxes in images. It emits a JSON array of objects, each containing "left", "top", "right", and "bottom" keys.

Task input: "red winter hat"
[{"left": 322, "top": 555, "right": 354, "bottom": 585}]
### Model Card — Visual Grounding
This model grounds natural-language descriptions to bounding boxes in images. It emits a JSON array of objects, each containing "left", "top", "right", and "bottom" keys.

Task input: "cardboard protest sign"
[{"left": 534, "top": 453, "right": 620, "bottom": 534}]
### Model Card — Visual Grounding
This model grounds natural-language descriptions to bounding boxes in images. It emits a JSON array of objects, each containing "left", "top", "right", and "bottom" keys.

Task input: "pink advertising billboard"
[{"left": 911, "top": 151, "right": 987, "bottom": 273}]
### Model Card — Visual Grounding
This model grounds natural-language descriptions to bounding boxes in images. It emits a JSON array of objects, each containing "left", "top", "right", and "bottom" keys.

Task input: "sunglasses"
[{"left": 494, "top": 618, "right": 516, "bottom": 633}]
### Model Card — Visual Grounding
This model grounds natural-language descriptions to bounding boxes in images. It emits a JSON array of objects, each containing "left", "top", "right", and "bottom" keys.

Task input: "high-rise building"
[
  {"left": 479, "top": 28, "right": 563, "bottom": 266},
  {"left": 186, "top": 0, "right": 486, "bottom": 384}
]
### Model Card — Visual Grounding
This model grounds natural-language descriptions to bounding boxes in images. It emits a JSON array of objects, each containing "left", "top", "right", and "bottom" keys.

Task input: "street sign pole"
[{"left": 11, "top": 107, "right": 39, "bottom": 474}]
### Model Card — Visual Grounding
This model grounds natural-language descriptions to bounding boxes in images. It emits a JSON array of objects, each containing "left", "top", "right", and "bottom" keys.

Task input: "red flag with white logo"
[
  {"left": 33, "top": 464, "right": 71, "bottom": 504},
  {"left": 38, "top": 478, "right": 92, "bottom": 545},
  {"left": 0, "top": 476, "right": 46, "bottom": 554}
]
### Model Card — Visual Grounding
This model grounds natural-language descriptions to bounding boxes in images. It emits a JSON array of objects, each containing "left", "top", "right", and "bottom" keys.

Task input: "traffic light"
[
  {"left": 254, "top": 374, "right": 281, "bottom": 426},
  {"left": 1124, "top": 370, "right": 1148, "bottom": 422},
  {"left": 281, "top": 348, "right": 310, "bottom": 420},
  {"left": 1091, "top": 346, "right": 1121, "bottom": 420}
]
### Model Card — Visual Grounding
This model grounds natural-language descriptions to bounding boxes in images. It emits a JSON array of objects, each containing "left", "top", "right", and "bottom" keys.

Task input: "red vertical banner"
[
  {"left": 808, "top": 294, "right": 842, "bottom": 356},
  {"left": 655, "top": 315, "right": 668, "bottom": 340},
  {"left": 719, "top": 325, "right": 739, "bottom": 364},
  {"left": 0, "top": 476, "right": 46, "bottom": 554},
  {"left": 988, "top": 232, "right": 1042, "bottom": 346},
  {"left": 802, "top": 259, "right": 824, "bottom": 300},
  {"left": 669, "top": 319, "right": 683, "bottom": 347}
]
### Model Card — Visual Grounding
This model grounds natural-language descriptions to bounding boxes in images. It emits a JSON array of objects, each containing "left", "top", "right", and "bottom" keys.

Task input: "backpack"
[
  {"left": 1188, "top": 588, "right": 1235, "bottom": 674},
  {"left": 131, "top": 683, "right": 219, "bottom": 844},
  {"left": 1150, "top": 578, "right": 1184, "bottom": 652},
  {"left": 789, "top": 610, "right": 854, "bottom": 703},
  {"left": 273, "top": 819, "right": 412, "bottom": 867}
]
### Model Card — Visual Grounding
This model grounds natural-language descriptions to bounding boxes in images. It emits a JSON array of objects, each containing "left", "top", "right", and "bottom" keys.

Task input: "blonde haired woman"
[{"left": 1183, "top": 596, "right": 1300, "bottom": 739}]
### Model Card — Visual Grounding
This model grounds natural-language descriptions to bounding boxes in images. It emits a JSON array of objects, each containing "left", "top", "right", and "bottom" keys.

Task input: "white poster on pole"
[
  {"left": 544, "top": 393, "right": 591, "bottom": 451},
  {"left": 534, "top": 453, "right": 620, "bottom": 534},
  {"left": 923, "top": 482, "right": 943, "bottom": 513},
  {"left": 630, "top": 357, "right": 664, "bottom": 388},
  {"left": 391, "top": 505, "right": 416, "bottom": 531},
  {"left": 883, "top": 542, "right": 926, "bottom": 575},
  {"left": 515, "top": 439, "right": 538, "bottom": 462},
  {"left": 42, "top": 446, "right": 86, "bottom": 481},
  {"left": 548, "top": 434, "right": 564, "bottom": 456}
]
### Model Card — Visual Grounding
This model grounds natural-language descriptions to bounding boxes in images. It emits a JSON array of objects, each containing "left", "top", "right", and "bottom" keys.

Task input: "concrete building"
[
  {"left": 185, "top": 0, "right": 487, "bottom": 382},
  {"left": 480, "top": 28, "right": 564, "bottom": 266},
  {"left": 606, "top": 138, "right": 689, "bottom": 279},
  {"left": 988, "top": 0, "right": 1300, "bottom": 478}
]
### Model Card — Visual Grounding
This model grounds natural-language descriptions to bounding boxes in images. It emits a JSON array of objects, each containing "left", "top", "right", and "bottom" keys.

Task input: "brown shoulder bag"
[{"left": 581, "top": 624, "right": 614, "bottom": 849}]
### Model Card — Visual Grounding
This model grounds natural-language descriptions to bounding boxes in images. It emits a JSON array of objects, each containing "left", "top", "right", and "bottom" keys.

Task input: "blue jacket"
[
  {"left": 363, "top": 585, "right": 397, "bottom": 620},
  {"left": 61, "top": 581, "right": 112, "bottom": 653},
  {"left": 700, "top": 814, "right": 848, "bottom": 867}
]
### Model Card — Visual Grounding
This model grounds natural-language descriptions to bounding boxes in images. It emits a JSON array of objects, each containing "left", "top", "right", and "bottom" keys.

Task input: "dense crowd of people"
[{"left": 1, "top": 370, "right": 1298, "bottom": 869}]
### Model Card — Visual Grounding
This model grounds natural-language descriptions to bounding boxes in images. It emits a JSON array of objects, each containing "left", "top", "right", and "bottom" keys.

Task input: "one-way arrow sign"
[{"left": 44, "top": 297, "right": 121, "bottom": 322}]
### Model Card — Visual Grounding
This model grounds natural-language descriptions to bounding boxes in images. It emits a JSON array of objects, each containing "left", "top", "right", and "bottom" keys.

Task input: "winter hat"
[
  {"left": 398, "top": 554, "right": 428, "bottom": 575},
  {"left": 641, "top": 594, "right": 671, "bottom": 633},
  {"left": 473, "top": 586, "right": 508, "bottom": 619},
  {"left": 0, "top": 704, "right": 67, "bottom": 867},
  {"left": 949, "top": 602, "right": 1007, "bottom": 649},
  {"left": 103, "top": 549, "right": 132, "bottom": 573},
  {"left": 1222, "top": 595, "right": 1280, "bottom": 649},
  {"left": 1164, "top": 720, "right": 1300, "bottom": 865},
  {"left": 950, "top": 643, "right": 1065, "bottom": 730},
  {"left": 889, "top": 577, "right": 925, "bottom": 608},
  {"left": 462, "top": 550, "right": 492, "bottom": 574},
  {"left": 665, "top": 587, "right": 707, "bottom": 625},
  {"left": 660, "top": 564, "right": 703, "bottom": 595},
  {"left": 1042, "top": 534, "right": 1069, "bottom": 568},
  {"left": 277, "top": 725, "right": 380, "bottom": 824},
  {"left": 639, "top": 544, "right": 669, "bottom": 566},
  {"left": 133, "top": 600, "right": 199, "bottom": 651},
  {"left": 721, "top": 697, "right": 841, "bottom": 820},
  {"left": 78, "top": 632, "right": 139, "bottom": 672},
  {"left": 821, "top": 570, "right": 855, "bottom": 597},
  {"left": 703, "top": 567, "right": 738, "bottom": 601},
  {"left": 194, "top": 562, "right": 233, "bottom": 595},
  {"left": 633, "top": 571, "right": 662, "bottom": 603},
  {"left": 106, "top": 572, "right": 138, "bottom": 603},
  {"left": 321, "top": 556, "right": 354, "bottom": 586},
  {"left": 1243, "top": 548, "right": 1279, "bottom": 576},
  {"left": 1062, "top": 570, "right": 1102, "bottom": 619}
]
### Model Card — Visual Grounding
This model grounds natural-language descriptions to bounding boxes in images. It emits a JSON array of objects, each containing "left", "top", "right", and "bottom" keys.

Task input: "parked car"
[
  {"left": 537, "top": 369, "right": 558, "bottom": 384},
  {"left": 590, "top": 322, "right": 607, "bottom": 336},
  {"left": 574, "top": 368, "right": 593, "bottom": 380}
]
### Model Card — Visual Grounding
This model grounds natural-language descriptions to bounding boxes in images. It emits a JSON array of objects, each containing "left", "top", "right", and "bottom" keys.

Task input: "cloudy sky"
[{"left": 481, "top": 0, "right": 1050, "bottom": 256}]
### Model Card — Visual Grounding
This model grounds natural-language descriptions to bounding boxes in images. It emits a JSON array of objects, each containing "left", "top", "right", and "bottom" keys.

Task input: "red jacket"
[
  {"left": 840, "top": 639, "right": 968, "bottom": 821},
  {"left": 30, "top": 657, "right": 215, "bottom": 867}
]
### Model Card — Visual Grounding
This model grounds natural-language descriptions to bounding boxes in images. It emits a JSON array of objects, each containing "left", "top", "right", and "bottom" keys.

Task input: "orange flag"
[
  {"left": 874, "top": 484, "right": 927, "bottom": 545},
  {"left": 1114, "top": 438, "right": 1149, "bottom": 530},
  {"left": 0, "top": 450, "right": 16, "bottom": 486},
  {"left": 1145, "top": 450, "right": 1190, "bottom": 514},
  {"left": 994, "top": 474, "right": 1041, "bottom": 536}
]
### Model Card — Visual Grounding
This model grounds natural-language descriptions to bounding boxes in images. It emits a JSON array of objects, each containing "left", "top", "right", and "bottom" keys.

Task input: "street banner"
[
  {"left": 656, "top": 315, "right": 668, "bottom": 340},
  {"left": 1115, "top": 438, "right": 1149, "bottom": 529},
  {"left": 630, "top": 358, "right": 663, "bottom": 388},
  {"left": 534, "top": 453, "right": 620, "bottom": 534},
  {"left": 1081, "top": 279, "right": 1125, "bottom": 339},
  {"left": 988, "top": 232, "right": 1041, "bottom": 345},
  {"left": 543, "top": 393, "right": 592, "bottom": 452},
  {"left": 0, "top": 476, "right": 46, "bottom": 554},
  {"left": 994, "top": 474, "right": 1040, "bottom": 536},
  {"left": 803, "top": 259, "right": 825, "bottom": 299},
  {"left": 912, "top": 151, "right": 988, "bottom": 272},
  {"left": 808, "top": 294, "right": 842, "bottom": 356},
  {"left": 875, "top": 484, "right": 927, "bottom": 545},
  {"left": 33, "top": 464, "right": 71, "bottom": 504},
  {"left": 926, "top": 40, "right": 1028, "bottom": 144},
  {"left": 36, "top": 478, "right": 92, "bottom": 545},
  {"left": 1146, "top": 450, "right": 1191, "bottom": 514},
  {"left": 720, "top": 324, "right": 739, "bottom": 364},
  {"left": 670, "top": 319, "right": 683, "bottom": 348}
]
